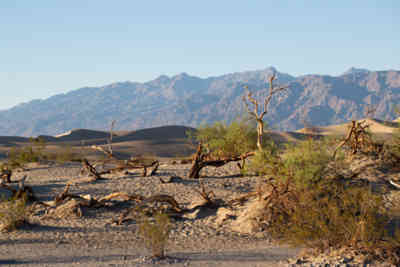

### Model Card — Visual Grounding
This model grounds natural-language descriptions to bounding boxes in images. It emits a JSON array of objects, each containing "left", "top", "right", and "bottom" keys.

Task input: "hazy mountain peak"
[
  {"left": 264, "top": 66, "right": 278, "bottom": 73},
  {"left": 343, "top": 67, "right": 370, "bottom": 75}
]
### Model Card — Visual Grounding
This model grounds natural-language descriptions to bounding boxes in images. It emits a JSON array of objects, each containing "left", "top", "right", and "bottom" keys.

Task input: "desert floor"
[{"left": 0, "top": 161, "right": 301, "bottom": 267}]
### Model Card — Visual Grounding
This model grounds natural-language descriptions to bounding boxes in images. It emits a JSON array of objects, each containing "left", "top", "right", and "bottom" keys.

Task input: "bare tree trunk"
[{"left": 256, "top": 119, "right": 264, "bottom": 151}]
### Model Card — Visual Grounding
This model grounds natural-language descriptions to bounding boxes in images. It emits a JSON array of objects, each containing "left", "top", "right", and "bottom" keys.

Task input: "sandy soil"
[{"left": 0, "top": 161, "right": 301, "bottom": 267}]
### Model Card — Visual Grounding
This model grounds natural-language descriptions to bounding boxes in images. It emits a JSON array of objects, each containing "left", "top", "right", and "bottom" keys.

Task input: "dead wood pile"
[{"left": 189, "top": 143, "right": 255, "bottom": 178}]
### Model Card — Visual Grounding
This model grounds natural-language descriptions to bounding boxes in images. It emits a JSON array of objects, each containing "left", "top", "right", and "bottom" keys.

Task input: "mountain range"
[{"left": 1, "top": 67, "right": 399, "bottom": 137}]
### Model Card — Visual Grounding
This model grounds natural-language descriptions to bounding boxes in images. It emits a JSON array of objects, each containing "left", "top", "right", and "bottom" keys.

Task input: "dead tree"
[
  {"left": 243, "top": 74, "right": 288, "bottom": 151},
  {"left": 189, "top": 143, "right": 255, "bottom": 178},
  {"left": 107, "top": 120, "right": 116, "bottom": 157},
  {"left": 333, "top": 120, "right": 377, "bottom": 158}
]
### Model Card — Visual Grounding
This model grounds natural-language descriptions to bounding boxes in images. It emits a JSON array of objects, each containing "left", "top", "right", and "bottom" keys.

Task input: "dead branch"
[
  {"left": 98, "top": 192, "right": 144, "bottom": 203},
  {"left": 333, "top": 120, "right": 377, "bottom": 158},
  {"left": 105, "top": 159, "right": 160, "bottom": 177},
  {"left": 0, "top": 168, "right": 12, "bottom": 183},
  {"left": 193, "top": 182, "right": 216, "bottom": 208},
  {"left": 189, "top": 143, "right": 255, "bottom": 178},
  {"left": 0, "top": 175, "right": 35, "bottom": 201}
]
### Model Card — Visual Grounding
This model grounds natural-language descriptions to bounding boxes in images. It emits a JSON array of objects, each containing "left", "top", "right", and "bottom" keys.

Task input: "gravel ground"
[
  {"left": 2, "top": 156, "right": 398, "bottom": 266},
  {"left": 0, "top": 161, "right": 300, "bottom": 266}
]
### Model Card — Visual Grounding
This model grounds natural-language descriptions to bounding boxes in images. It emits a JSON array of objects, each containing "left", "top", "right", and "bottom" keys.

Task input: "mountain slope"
[{"left": 0, "top": 67, "right": 399, "bottom": 136}]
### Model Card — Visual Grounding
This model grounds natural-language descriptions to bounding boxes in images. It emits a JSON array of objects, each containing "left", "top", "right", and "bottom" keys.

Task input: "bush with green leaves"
[
  {"left": 188, "top": 119, "right": 262, "bottom": 158},
  {"left": 247, "top": 138, "right": 342, "bottom": 189},
  {"left": 138, "top": 211, "right": 171, "bottom": 259},
  {"left": 247, "top": 137, "right": 400, "bottom": 263}
]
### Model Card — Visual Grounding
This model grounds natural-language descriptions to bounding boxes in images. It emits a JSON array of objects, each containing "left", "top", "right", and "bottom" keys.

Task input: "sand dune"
[
  {"left": 297, "top": 118, "right": 399, "bottom": 136},
  {"left": 54, "top": 129, "right": 110, "bottom": 141}
]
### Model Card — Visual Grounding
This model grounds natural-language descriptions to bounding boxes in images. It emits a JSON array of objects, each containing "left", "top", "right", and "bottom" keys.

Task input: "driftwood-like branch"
[
  {"left": 0, "top": 168, "right": 12, "bottom": 183},
  {"left": 81, "top": 158, "right": 103, "bottom": 180},
  {"left": 0, "top": 175, "right": 35, "bottom": 201},
  {"left": 90, "top": 143, "right": 160, "bottom": 177},
  {"left": 105, "top": 159, "right": 160, "bottom": 177},
  {"left": 189, "top": 143, "right": 255, "bottom": 178},
  {"left": 389, "top": 180, "right": 400, "bottom": 189},
  {"left": 193, "top": 182, "right": 216, "bottom": 207}
]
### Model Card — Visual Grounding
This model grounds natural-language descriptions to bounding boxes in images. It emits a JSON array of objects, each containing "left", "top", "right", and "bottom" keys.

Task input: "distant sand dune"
[{"left": 297, "top": 118, "right": 399, "bottom": 136}]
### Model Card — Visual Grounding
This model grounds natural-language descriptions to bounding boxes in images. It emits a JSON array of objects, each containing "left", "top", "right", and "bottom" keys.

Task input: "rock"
[{"left": 159, "top": 176, "right": 183, "bottom": 184}]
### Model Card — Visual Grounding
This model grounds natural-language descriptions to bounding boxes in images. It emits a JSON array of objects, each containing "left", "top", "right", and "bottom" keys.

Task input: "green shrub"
[
  {"left": 188, "top": 119, "right": 260, "bottom": 158},
  {"left": 247, "top": 138, "right": 342, "bottom": 189},
  {"left": 244, "top": 141, "right": 280, "bottom": 175},
  {"left": 248, "top": 137, "right": 400, "bottom": 263},
  {"left": 138, "top": 211, "right": 171, "bottom": 259}
]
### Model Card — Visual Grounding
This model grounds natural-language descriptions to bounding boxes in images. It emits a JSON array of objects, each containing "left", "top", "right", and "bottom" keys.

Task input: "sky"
[{"left": 0, "top": 1, "right": 399, "bottom": 110}]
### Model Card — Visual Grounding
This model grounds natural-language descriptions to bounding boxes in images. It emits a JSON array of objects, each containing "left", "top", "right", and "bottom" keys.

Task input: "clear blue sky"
[{"left": 0, "top": 1, "right": 399, "bottom": 110}]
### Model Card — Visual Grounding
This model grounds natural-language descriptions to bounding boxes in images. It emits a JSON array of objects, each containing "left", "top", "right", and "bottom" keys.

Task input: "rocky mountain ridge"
[{"left": 1, "top": 67, "right": 399, "bottom": 136}]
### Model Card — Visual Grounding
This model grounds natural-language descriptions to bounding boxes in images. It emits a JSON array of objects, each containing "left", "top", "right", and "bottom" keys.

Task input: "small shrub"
[
  {"left": 244, "top": 141, "right": 280, "bottom": 175},
  {"left": 187, "top": 119, "right": 260, "bottom": 158},
  {"left": 265, "top": 179, "right": 400, "bottom": 263},
  {"left": 5, "top": 138, "right": 47, "bottom": 169},
  {"left": 385, "top": 122, "right": 400, "bottom": 162},
  {"left": 138, "top": 211, "right": 171, "bottom": 259},
  {"left": 247, "top": 138, "right": 343, "bottom": 188},
  {"left": 0, "top": 195, "right": 31, "bottom": 232}
]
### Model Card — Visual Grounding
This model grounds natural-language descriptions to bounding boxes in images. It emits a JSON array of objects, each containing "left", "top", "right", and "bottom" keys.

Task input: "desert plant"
[
  {"left": 4, "top": 137, "right": 47, "bottom": 169},
  {"left": 264, "top": 179, "right": 400, "bottom": 264},
  {"left": 247, "top": 138, "right": 341, "bottom": 189},
  {"left": 138, "top": 211, "right": 171, "bottom": 259},
  {"left": 188, "top": 119, "right": 259, "bottom": 159},
  {"left": 0, "top": 194, "right": 31, "bottom": 232},
  {"left": 247, "top": 137, "right": 400, "bottom": 264}
]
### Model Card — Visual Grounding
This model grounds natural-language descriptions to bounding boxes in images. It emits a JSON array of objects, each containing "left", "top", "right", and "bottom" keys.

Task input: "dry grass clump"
[
  {"left": 248, "top": 138, "right": 400, "bottom": 264},
  {"left": 265, "top": 179, "right": 400, "bottom": 263},
  {"left": 0, "top": 194, "right": 31, "bottom": 232},
  {"left": 138, "top": 211, "right": 172, "bottom": 259},
  {"left": 44, "top": 145, "right": 83, "bottom": 163}
]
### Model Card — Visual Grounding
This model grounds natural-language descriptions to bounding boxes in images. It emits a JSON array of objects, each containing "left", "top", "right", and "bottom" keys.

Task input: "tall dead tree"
[
  {"left": 107, "top": 120, "right": 116, "bottom": 157},
  {"left": 243, "top": 74, "right": 288, "bottom": 151}
]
